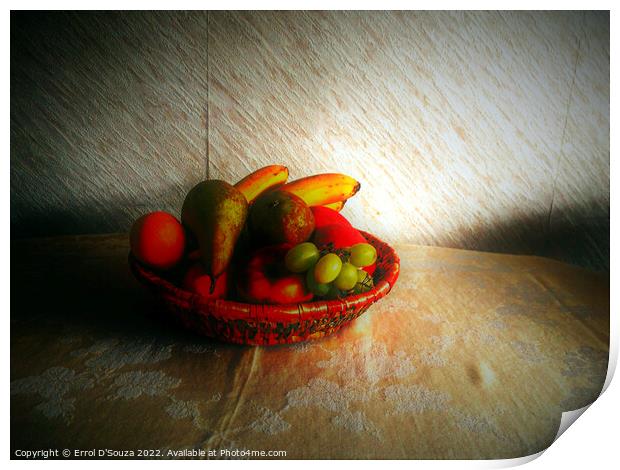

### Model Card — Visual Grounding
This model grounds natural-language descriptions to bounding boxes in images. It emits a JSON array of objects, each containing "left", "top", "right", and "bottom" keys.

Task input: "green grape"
[
  {"left": 353, "top": 269, "right": 374, "bottom": 294},
  {"left": 285, "top": 242, "right": 320, "bottom": 273},
  {"left": 314, "top": 253, "right": 342, "bottom": 284},
  {"left": 306, "top": 266, "right": 330, "bottom": 296},
  {"left": 333, "top": 262, "right": 358, "bottom": 291},
  {"left": 349, "top": 243, "right": 377, "bottom": 268},
  {"left": 325, "top": 283, "right": 342, "bottom": 300}
]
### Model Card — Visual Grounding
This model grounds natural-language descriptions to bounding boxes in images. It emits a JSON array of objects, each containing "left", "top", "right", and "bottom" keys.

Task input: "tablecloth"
[{"left": 10, "top": 234, "right": 609, "bottom": 459}]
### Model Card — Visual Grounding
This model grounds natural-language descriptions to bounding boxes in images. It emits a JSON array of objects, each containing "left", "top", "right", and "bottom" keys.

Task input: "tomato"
[{"left": 237, "top": 244, "right": 313, "bottom": 304}]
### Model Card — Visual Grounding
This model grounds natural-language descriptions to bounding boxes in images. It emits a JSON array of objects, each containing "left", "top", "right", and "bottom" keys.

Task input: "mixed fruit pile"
[{"left": 130, "top": 165, "right": 377, "bottom": 305}]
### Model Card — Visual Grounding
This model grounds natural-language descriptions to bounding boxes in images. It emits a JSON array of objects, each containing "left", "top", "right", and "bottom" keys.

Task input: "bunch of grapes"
[{"left": 284, "top": 241, "right": 376, "bottom": 299}]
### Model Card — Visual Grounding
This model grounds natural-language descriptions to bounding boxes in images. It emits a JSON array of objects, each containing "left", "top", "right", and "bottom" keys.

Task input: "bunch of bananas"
[{"left": 234, "top": 165, "right": 360, "bottom": 211}]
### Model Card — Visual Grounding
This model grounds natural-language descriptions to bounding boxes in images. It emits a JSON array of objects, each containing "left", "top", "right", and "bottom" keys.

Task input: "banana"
[
  {"left": 324, "top": 201, "right": 346, "bottom": 212},
  {"left": 234, "top": 165, "right": 289, "bottom": 204},
  {"left": 279, "top": 173, "right": 360, "bottom": 206}
]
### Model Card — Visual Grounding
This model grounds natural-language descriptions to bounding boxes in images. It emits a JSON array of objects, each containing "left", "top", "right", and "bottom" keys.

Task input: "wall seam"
[{"left": 545, "top": 14, "right": 585, "bottom": 237}]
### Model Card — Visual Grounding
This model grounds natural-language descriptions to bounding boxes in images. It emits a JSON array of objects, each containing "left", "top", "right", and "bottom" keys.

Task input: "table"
[{"left": 11, "top": 234, "right": 609, "bottom": 459}]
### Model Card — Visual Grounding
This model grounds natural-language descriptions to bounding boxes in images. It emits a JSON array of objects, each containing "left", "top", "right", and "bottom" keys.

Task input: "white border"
[{"left": 5, "top": 3, "right": 616, "bottom": 468}]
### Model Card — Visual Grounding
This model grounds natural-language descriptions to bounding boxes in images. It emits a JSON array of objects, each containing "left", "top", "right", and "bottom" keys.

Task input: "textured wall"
[
  {"left": 208, "top": 11, "right": 609, "bottom": 270},
  {"left": 10, "top": 11, "right": 609, "bottom": 270}
]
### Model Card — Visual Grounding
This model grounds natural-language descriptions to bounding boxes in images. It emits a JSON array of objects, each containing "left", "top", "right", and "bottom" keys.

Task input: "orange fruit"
[{"left": 130, "top": 211, "right": 186, "bottom": 270}]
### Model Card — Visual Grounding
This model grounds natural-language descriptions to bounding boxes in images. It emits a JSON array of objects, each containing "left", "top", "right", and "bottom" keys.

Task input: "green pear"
[{"left": 181, "top": 180, "right": 248, "bottom": 287}]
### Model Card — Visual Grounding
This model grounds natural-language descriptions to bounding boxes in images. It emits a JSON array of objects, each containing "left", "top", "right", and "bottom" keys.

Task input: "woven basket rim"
[{"left": 129, "top": 230, "right": 400, "bottom": 322}]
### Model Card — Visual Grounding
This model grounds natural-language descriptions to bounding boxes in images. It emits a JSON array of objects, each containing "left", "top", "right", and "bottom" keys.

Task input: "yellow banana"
[
  {"left": 324, "top": 200, "right": 346, "bottom": 212},
  {"left": 279, "top": 173, "right": 360, "bottom": 206},
  {"left": 234, "top": 165, "right": 289, "bottom": 204}
]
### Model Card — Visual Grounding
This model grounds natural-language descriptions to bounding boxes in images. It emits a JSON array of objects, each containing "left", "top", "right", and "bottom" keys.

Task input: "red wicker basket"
[{"left": 129, "top": 231, "right": 400, "bottom": 346}]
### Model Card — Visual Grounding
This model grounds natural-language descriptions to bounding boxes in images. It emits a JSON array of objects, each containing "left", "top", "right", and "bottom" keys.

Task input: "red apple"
[
  {"left": 313, "top": 223, "right": 367, "bottom": 250},
  {"left": 183, "top": 263, "right": 228, "bottom": 299},
  {"left": 311, "top": 206, "right": 352, "bottom": 230},
  {"left": 312, "top": 224, "right": 376, "bottom": 275},
  {"left": 236, "top": 244, "right": 313, "bottom": 304}
]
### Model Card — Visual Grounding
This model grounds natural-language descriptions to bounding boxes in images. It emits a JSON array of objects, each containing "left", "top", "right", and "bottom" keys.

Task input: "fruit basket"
[{"left": 129, "top": 231, "right": 400, "bottom": 346}]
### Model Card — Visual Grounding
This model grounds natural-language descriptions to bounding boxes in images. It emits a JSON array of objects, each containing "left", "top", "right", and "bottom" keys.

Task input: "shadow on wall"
[
  {"left": 10, "top": 11, "right": 208, "bottom": 240},
  {"left": 10, "top": 185, "right": 190, "bottom": 239},
  {"left": 12, "top": 180, "right": 610, "bottom": 273},
  {"left": 449, "top": 202, "right": 609, "bottom": 272}
]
